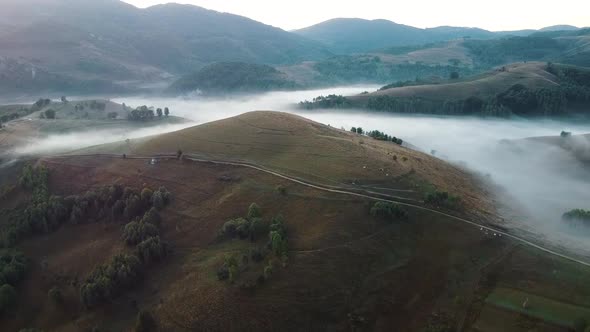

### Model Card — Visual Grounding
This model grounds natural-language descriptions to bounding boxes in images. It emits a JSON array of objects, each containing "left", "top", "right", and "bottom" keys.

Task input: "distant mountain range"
[
  {"left": 0, "top": 0, "right": 586, "bottom": 96},
  {"left": 293, "top": 18, "right": 581, "bottom": 54}
]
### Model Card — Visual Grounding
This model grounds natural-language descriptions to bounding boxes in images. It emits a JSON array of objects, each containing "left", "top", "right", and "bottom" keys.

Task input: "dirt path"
[{"left": 47, "top": 153, "right": 590, "bottom": 268}]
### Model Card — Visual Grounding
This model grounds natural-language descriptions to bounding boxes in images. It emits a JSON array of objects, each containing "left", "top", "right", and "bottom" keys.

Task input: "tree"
[
  {"left": 61, "top": 96, "right": 68, "bottom": 103},
  {"left": 156, "top": 108, "right": 163, "bottom": 117},
  {"left": 248, "top": 203, "right": 261, "bottom": 219},
  {"left": 140, "top": 188, "right": 153, "bottom": 206},
  {"left": 356, "top": 127, "right": 364, "bottom": 135},
  {"left": 164, "top": 107, "right": 170, "bottom": 117},
  {"left": 44, "top": 109, "right": 56, "bottom": 119},
  {"left": 350, "top": 127, "right": 357, "bottom": 133}
]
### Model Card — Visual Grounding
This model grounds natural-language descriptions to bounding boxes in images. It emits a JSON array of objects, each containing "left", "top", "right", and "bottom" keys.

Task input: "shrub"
[
  {"left": 276, "top": 185, "right": 287, "bottom": 195},
  {"left": 263, "top": 261, "right": 273, "bottom": 280},
  {"left": 424, "top": 191, "right": 461, "bottom": 209},
  {"left": 370, "top": 201, "right": 408, "bottom": 220},
  {"left": 247, "top": 203, "right": 261, "bottom": 219},
  {"left": 220, "top": 218, "right": 250, "bottom": 239}
]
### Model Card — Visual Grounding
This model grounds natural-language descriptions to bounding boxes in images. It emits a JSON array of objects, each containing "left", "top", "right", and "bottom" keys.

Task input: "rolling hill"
[
  {"left": 301, "top": 62, "right": 590, "bottom": 116},
  {"left": 3, "top": 111, "right": 590, "bottom": 331}
]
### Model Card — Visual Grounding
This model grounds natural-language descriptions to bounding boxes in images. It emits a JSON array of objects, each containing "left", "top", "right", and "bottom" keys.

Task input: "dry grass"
[{"left": 105, "top": 111, "right": 497, "bottom": 219}]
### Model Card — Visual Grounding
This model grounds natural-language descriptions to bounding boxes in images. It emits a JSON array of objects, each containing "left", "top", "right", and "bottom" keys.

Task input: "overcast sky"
[{"left": 122, "top": 0, "right": 589, "bottom": 31}]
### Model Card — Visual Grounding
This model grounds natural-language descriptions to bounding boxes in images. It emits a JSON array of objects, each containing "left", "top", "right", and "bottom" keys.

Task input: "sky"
[{"left": 122, "top": 0, "right": 590, "bottom": 31}]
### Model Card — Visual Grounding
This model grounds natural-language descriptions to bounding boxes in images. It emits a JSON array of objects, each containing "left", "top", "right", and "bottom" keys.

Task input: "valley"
[{"left": 1, "top": 0, "right": 589, "bottom": 331}]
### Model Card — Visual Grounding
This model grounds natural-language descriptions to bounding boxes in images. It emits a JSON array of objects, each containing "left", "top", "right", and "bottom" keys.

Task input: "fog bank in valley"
[
  {"left": 116, "top": 88, "right": 590, "bottom": 256},
  {"left": 4, "top": 86, "right": 590, "bottom": 256}
]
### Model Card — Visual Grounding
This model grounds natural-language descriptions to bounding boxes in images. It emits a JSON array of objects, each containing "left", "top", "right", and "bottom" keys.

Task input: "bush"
[
  {"left": 247, "top": 203, "right": 261, "bottom": 219},
  {"left": 424, "top": 191, "right": 460, "bottom": 209},
  {"left": 370, "top": 201, "right": 408, "bottom": 220},
  {"left": 276, "top": 185, "right": 287, "bottom": 195},
  {"left": 220, "top": 218, "right": 251, "bottom": 239}
]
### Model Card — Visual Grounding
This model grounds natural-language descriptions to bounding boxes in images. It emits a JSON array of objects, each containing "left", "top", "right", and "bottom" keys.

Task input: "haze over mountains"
[
  {"left": 0, "top": 0, "right": 586, "bottom": 96},
  {"left": 293, "top": 18, "right": 580, "bottom": 54}
]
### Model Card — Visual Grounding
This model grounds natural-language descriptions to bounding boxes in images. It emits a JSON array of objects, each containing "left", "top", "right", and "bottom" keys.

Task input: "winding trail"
[{"left": 48, "top": 152, "right": 590, "bottom": 268}]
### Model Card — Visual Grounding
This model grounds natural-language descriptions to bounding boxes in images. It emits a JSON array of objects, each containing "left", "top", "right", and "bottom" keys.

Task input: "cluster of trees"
[
  {"left": 217, "top": 204, "right": 289, "bottom": 286},
  {"left": 74, "top": 101, "right": 106, "bottom": 112},
  {"left": 366, "top": 130, "right": 403, "bottom": 145},
  {"left": 562, "top": 209, "right": 590, "bottom": 228},
  {"left": 350, "top": 127, "right": 403, "bottom": 145},
  {"left": 128, "top": 106, "right": 170, "bottom": 121},
  {"left": 81, "top": 188, "right": 171, "bottom": 308},
  {"left": 370, "top": 201, "right": 408, "bottom": 221},
  {"left": 0, "top": 250, "right": 28, "bottom": 314},
  {"left": 80, "top": 253, "right": 142, "bottom": 308},
  {"left": 219, "top": 203, "right": 264, "bottom": 241},
  {"left": 424, "top": 190, "right": 461, "bottom": 210},
  {"left": 299, "top": 95, "right": 351, "bottom": 110},
  {"left": 2, "top": 165, "right": 171, "bottom": 248}
]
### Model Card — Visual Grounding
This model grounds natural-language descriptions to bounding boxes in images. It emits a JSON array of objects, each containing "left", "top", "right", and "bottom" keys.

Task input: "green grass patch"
[{"left": 486, "top": 287, "right": 590, "bottom": 328}]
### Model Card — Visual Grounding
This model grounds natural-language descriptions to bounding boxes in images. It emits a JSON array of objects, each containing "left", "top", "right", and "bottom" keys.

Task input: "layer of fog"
[
  {"left": 115, "top": 89, "right": 590, "bottom": 256},
  {"left": 11, "top": 123, "right": 194, "bottom": 156},
  {"left": 3, "top": 85, "right": 589, "bottom": 256}
]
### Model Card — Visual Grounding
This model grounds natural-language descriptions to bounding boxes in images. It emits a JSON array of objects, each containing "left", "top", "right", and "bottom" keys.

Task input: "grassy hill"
[
  {"left": 0, "top": 99, "right": 189, "bottom": 154},
  {"left": 96, "top": 111, "right": 493, "bottom": 213},
  {"left": 300, "top": 62, "right": 590, "bottom": 116},
  {"left": 2, "top": 111, "right": 590, "bottom": 331},
  {"left": 168, "top": 62, "right": 299, "bottom": 94}
]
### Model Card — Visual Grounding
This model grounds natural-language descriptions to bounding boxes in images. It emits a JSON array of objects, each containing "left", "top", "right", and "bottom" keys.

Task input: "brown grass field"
[{"left": 2, "top": 112, "right": 590, "bottom": 331}]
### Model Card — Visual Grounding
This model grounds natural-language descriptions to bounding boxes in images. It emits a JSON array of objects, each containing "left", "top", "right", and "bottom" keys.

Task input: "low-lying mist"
[
  {"left": 11, "top": 123, "right": 195, "bottom": 156},
  {"left": 4, "top": 86, "right": 590, "bottom": 256}
]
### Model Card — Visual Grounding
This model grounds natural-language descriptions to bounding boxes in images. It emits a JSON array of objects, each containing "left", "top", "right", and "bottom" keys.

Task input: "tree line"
[
  {"left": 351, "top": 127, "right": 403, "bottom": 145},
  {"left": 128, "top": 106, "right": 170, "bottom": 121}
]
